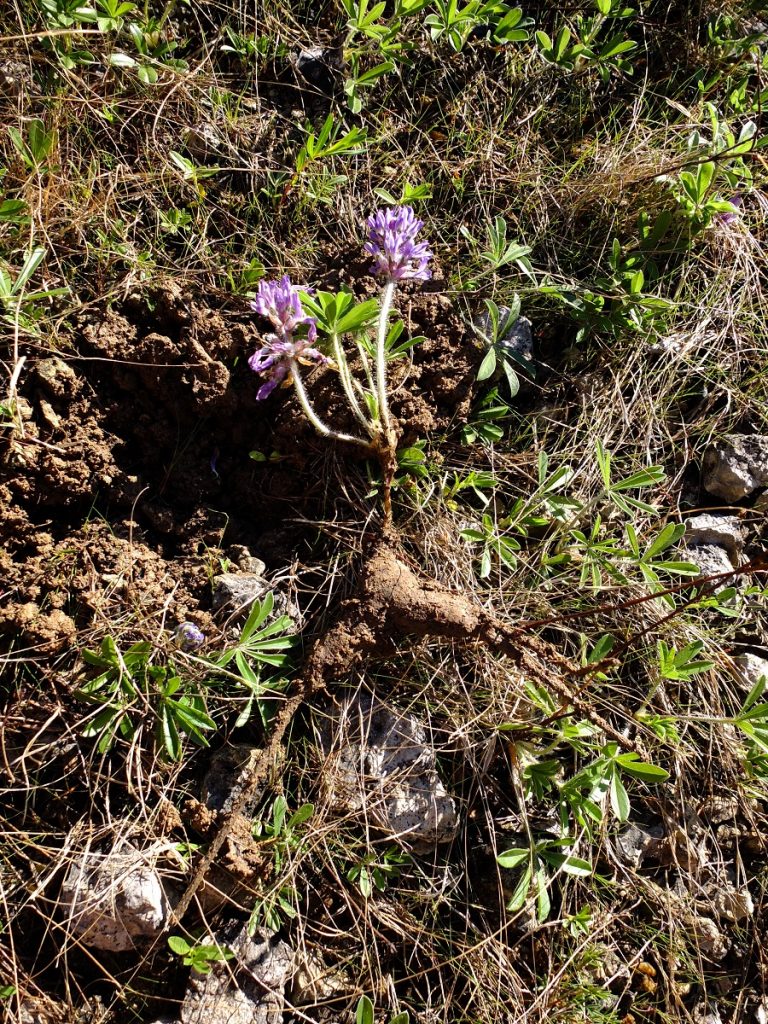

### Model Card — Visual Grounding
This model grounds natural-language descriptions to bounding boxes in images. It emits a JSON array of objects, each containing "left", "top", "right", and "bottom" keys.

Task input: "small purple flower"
[
  {"left": 249, "top": 276, "right": 324, "bottom": 400},
  {"left": 716, "top": 194, "right": 742, "bottom": 225},
  {"left": 250, "top": 275, "right": 317, "bottom": 342},
  {"left": 174, "top": 622, "right": 205, "bottom": 651},
  {"left": 249, "top": 332, "right": 325, "bottom": 399},
  {"left": 364, "top": 206, "right": 433, "bottom": 282}
]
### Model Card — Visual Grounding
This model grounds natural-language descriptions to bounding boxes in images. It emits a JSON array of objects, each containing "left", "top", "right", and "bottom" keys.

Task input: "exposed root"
[{"left": 174, "top": 535, "right": 644, "bottom": 923}]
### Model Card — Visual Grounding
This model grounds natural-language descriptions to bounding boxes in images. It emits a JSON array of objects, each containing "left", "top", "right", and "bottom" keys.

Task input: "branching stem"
[
  {"left": 289, "top": 359, "right": 371, "bottom": 449},
  {"left": 331, "top": 332, "right": 375, "bottom": 436}
]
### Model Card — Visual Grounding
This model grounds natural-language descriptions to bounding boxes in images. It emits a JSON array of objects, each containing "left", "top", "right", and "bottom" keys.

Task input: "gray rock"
[
  {"left": 201, "top": 744, "right": 261, "bottom": 815},
  {"left": 289, "top": 950, "right": 349, "bottom": 1005},
  {"left": 294, "top": 47, "right": 339, "bottom": 94},
  {"left": 228, "top": 545, "right": 266, "bottom": 576},
  {"left": 475, "top": 307, "right": 534, "bottom": 367},
  {"left": 0, "top": 58, "right": 34, "bottom": 96},
  {"left": 184, "top": 121, "right": 226, "bottom": 160},
  {"left": 731, "top": 652, "right": 768, "bottom": 693},
  {"left": 703, "top": 434, "right": 768, "bottom": 501},
  {"left": 684, "top": 514, "right": 744, "bottom": 561},
  {"left": 684, "top": 543, "right": 739, "bottom": 584},
  {"left": 34, "top": 357, "right": 79, "bottom": 399},
  {"left": 698, "top": 794, "right": 738, "bottom": 824},
  {"left": 712, "top": 882, "right": 754, "bottom": 923},
  {"left": 213, "top": 572, "right": 270, "bottom": 616},
  {"left": 180, "top": 923, "right": 293, "bottom": 1024},
  {"left": 60, "top": 842, "right": 170, "bottom": 951},
  {"left": 615, "top": 822, "right": 665, "bottom": 868},
  {"left": 317, "top": 695, "right": 458, "bottom": 849}
]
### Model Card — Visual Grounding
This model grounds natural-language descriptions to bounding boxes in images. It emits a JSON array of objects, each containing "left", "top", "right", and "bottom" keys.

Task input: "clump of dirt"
[{"left": 1, "top": 281, "right": 476, "bottom": 653}]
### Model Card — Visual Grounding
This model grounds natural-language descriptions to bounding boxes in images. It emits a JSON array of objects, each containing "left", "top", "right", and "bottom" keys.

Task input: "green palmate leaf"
[
  {"left": 336, "top": 298, "right": 379, "bottom": 333},
  {"left": 356, "top": 60, "right": 394, "bottom": 85},
  {"left": 642, "top": 521, "right": 685, "bottom": 559},
  {"left": 158, "top": 703, "right": 181, "bottom": 759},
  {"left": 272, "top": 794, "right": 287, "bottom": 834},
  {"left": 549, "top": 853, "right": 593, "bottom": 877},
  {"left": 480, "top": 547, "right": 492, "bottom": 578},
  {"left": 599, "top": 36, "right": 637, "bottom": 59},
  {"left": 742, "top": 675, "right": 767, "bottom": 713},
  {"left": 587, "top": 634, "right": 615, "bottom": 663},
  {"left": 610, "top": 466, "right": 665, "bottom": 490},
  {"left": 242, "top": 591, "right": 274, "bottom": 637},
  {"left": 286, "top": 803, "right": 314, "bottom": 830},
  {"left": 170, "top": 699, "right": 215, "bottom": 735},
  {"left": 651, "top": 560, "right": 699, "bottom": 575},
  {"left": 502, "top": 360, "right": 520, "bottom": 397},
  {"left": 13, "top": 248, "right": 46, "bottom": 294},
  {"left": 0, "top": 199, "right": 27, "bottom": 222},
  {"left": 535, "top": 864, "right": 551, "bottom": 920},
  {"left": 234, "top": 650, "right": 262, "bottom": 686},
  {"left": 553, "top": 25, "right": 571, "bottom": 61},
  {"left": 137, "top": 64, "right": 158, "bottom": 84},
  {"left": 736, "top": 701, "right": 768, "bottom": 723},
  {"left": 507, "top": 864, "right": 532, "bottom": 911},
  {"left": 697, "top": 160, "right": 716, "bottom": 195},
  {"left": 496, "top": 847, "right": 529, "bottom": 869},
  {"left": 108, "top": 51, "right": 137, "bottom": 67}
]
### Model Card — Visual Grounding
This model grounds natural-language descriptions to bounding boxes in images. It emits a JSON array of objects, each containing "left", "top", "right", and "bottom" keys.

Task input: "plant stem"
[
  {"left": 375, "top": 280, "right": 396, "bottom": 437},
  {"left": 289, "top": 359, "right": 371, "bottom": 448},
  {"left": 331, "top": 332, "right": 374, "bottom": 436}
]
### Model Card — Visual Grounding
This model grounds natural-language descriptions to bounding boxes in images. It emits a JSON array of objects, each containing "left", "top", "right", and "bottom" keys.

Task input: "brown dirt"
[{"left": 0, "top": 281, "right": 477, "bottom": 660}]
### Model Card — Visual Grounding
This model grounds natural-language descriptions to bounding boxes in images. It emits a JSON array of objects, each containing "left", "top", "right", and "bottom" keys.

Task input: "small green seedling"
[
  {"left": 8, "top": 119, "right": 56, "bottom": 171},
  {"left": 167, "top": 936, "right": 235, "bottom": 974},
  {"left": 657, "top": 640, "right": 714, "bottom": 682},
  {"left": 497, "top": 838, "right": 592, "bottom": 922},
  {"left": 355, "top": 993, "right": 410, "bottom": 1024},
  {"left": 460, "top": 513, "right": 521, "bottom": 578},
  {"left": 474, "top": 296, "right": 528, "bottom": 398}
]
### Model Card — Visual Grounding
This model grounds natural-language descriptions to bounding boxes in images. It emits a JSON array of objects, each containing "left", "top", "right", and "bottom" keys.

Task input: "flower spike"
[
  {"left": 250, "top": 275, "right": 317, "bottom": 342},
  {"left": 364, "top": 206, "right": 433, "bottom": 282},
  {"left": 249, "top": 277, "right": 324, "bottom": 400}
]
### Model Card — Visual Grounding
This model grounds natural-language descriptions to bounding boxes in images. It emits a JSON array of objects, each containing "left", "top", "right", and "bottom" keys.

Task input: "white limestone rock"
[
  {"left": 180, "top": 924, "right": 293, "bottom": 1024},
  {"left": 318, "top": 695, "right": 458, "bottom": 848},
  {"left": 684, "top": 514, "right": 744, "bottom": 561},
  {"left": 684, "top": 543, "right": 738, "bottom": 583},
  {"left": 731, "top": 652, "right": 768, "bottom": 693},
  {"left": 703, "top": 434, "right": 768, "bottom": 501},
  {"left": 60, "top": 841, "right": 170, "bottom": 951}
]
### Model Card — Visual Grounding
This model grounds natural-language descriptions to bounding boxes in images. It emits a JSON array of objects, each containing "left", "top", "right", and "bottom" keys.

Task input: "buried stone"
[
  {"left": 315, "top": 694, "right": 458, "bottom": 849},
  {"left": 60, "top": 840, "right": 172, "bottom": 951},
  {"left": 179, "top": 923, "right": 293, "bottom": 1024},
  {"left": 703, "top": 434, "right": 768, "bottom": 502}
]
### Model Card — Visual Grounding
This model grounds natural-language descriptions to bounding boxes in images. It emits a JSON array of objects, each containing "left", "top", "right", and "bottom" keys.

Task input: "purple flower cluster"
[
  {"left": 364, "top": 206, "right": 433, "bottom": 282},
  {"left": 174, "top": 621, "right": 205, "bottom": 651},
  {"left": 249, "top": 276, "right": 323, "bottom": 399}
]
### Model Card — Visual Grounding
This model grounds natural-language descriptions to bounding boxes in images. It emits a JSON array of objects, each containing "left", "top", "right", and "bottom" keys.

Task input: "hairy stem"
[
  {"left": 331, "top": 332, "right": 375, "bottom": 436},
  {"left": 290, "top": 359, "right": 371, "bottom": 448},
  {"left": 375, "top": 280, "right": 396, "bottom": 437}
]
